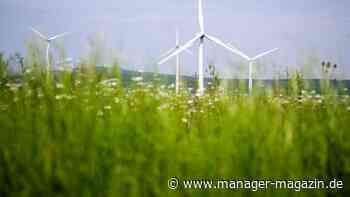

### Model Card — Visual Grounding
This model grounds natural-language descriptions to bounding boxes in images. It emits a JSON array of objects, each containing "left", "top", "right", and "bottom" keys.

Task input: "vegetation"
[{"left": 0, "top": 50, "right": 349, "bottom": 197}]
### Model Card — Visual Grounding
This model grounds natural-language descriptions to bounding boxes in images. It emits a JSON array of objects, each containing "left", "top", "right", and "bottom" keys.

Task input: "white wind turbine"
[
  {"left": 159, "top": 28, "right": 192, "bottom": 94},
  {"left": 158, "top": 0, "right": 244, "bottom": 95},
  {"left": 228, "top": 44, "right": 279, "bottom": 93},
  {"left": 30, "top": 27, "right": 69, "bottom": 74}
]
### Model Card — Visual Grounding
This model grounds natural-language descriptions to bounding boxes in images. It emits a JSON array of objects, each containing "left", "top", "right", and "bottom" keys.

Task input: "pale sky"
[{"left": 1, "top": 0, "right": 350, "bottom": 78}]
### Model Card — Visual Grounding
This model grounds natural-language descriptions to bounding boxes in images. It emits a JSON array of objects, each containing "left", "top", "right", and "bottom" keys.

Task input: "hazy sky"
[{"left": 1, "top": 0, "right": 350, "bottom": 78}]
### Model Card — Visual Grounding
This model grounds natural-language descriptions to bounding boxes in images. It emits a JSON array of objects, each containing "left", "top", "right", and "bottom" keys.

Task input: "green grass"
[{"left": 0, "top": 66, "right": 350, "bottom": 197}]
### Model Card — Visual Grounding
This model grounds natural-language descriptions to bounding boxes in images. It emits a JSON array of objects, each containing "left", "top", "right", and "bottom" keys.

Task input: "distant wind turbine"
[
  {"left": 159, "top": 28, "right": 192, "bottom": 94},
  {"left": 228, "top": 44, "right": 279, "bottom": 93},
  {"left": 158, "top": 0, "right": 244, "bottom": 95},
  {"left": 30, "top": 27, "right": 69, "bottom": 74}
]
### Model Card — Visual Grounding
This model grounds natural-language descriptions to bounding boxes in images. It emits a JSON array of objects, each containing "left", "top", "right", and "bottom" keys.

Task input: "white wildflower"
[
  {"left": 283, "top": 100, "right": 290, "bottom": 104},
  {"left": 132, "top": 76, "right": 143, "bottom": 82},
  {"left": 181, "top": 118, "right": 188, "bottom": 123},
  {"left": 65, "top": 95, "right": 73, "bottom": 100},
  {"left": 158, "top": 104, "right": 169, "bottom": 111},
  {"left": 26, "top": 89, "right": 33, "bottom": 97},
  {"left": 56, "top": 83, "right": 64, "bottom": 89},
  {"left": 10, "top": 86, "right": 19, "bottom": 92},
  {"left": 55, "top": 95, "right": 63, "bottom": 100},
  {"left": 75, "top": 80, "right": 81, "bottom": 86},
  {"left": 38, "top": 92, "right": 44, "bottom": 98},
  {"left": 97, "top": 110, "right": 104, "bottom": 116},
  {"left": 8, "top": 83, "right": 21, "bottom": 92},
  {"left": 0, "top": 105, "right": 8, "bottom": 111},
  {"left": 104, "top": 105, "right": 112, "bottom": 110},
  {"left": 25, "top": 69, "right": 32, "bottom": 74},
  {"left": 114, "top": 98, "right": 120, "bottom": 104}
]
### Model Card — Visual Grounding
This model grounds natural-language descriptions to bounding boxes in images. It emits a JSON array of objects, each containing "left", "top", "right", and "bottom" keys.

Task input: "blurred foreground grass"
[{"left": 0, "top": 65, "right": 350, "bottom": 197}]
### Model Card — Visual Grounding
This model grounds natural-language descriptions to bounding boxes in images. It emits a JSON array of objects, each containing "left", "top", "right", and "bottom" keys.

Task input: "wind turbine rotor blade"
[
  {"left": 185, "top": 49, "right": 194, "bottom": 56},
  {"left": 49, "top": 32, "right": 70, "bottom": 40},
  {"left": 228, "top": 43, "right": 249, "bottom": 58},
  {"left": 159, "top": 47, "right": 176, "bottom": 59},
  {"left": 228, "top": 43, "right": 241, "bottom": 51},
  {"left": 206, "top": 35, "right": 250, "bottom": 60},
  {"left": 29, "top": 27, "right": 47, "bottom": 40},
  {"left": 158, "top": 34, "right": 201, "bottom": 65},
  {"left": 251, "top": 48, "right": 279, "bottom": 61},
  {"left": 198, "top": 0, "right": 204, "bottom": 33}
]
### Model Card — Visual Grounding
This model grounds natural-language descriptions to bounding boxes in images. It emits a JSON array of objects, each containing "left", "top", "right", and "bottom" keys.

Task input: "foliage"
[
  {"left": 0, "top": 64, "right": 349, "bottom": 197},
  {"left": 207, "top": 63, "right": 221, "bottom": 94},
  {"left": 289, "top": 70, "right": 304, "bottom": 96},
  {"left": 0, "top": 53, "right": 8, "bottom": 84}
]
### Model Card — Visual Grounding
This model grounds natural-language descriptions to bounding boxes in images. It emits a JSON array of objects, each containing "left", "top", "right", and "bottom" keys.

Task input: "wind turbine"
[
  {"left": 30, "top": 27, "right": 69, "bottom": 74},
  {"left": 159, "top": 28, "right": 193, "bottom": 94},
  {"left": 158, "top": 0, "right": 244, "bottom": 95},
  {"left": 228, "top": 44, "right": 278, "bottom": 93}
]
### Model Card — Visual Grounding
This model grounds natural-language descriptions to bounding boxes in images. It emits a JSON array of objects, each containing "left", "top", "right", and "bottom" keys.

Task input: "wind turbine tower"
[
  {"left": 228, "top": 44, "right": 279, "bottom": 93},
  {"left": 159, "top": 28, "right": 192, "bottom": 94}
]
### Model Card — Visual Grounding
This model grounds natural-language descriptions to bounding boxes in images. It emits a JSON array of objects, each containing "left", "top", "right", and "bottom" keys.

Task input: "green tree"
[{"left": 0, "top": 53, "right": 8, "bottom": 83}]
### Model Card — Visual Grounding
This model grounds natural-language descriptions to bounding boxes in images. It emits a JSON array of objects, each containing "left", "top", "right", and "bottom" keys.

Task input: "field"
[{"left": 0, "top": 59, "right": 350, "bottom": 197}]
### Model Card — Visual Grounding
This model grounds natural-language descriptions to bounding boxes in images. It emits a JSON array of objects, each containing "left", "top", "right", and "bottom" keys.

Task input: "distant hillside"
[
  {"left": 92, "top": 67, "right": 350, "bottom": 92},
  {"left": 6, "top": 66, "right": 350, "bottom": 92},
  {"left": 117, "top": 68, "right": 350, "bottom": 91}
]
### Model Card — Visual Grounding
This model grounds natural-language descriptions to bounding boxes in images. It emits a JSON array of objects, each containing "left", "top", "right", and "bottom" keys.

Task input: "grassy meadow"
[{"left": 0, "top": 51, "right": 350, "bottom": 197}]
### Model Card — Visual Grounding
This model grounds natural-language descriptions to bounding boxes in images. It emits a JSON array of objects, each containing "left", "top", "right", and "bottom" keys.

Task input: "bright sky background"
[{"left": 1, "top": 0, "right": 350, "bottom": 78}]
